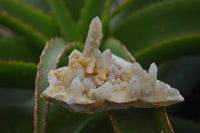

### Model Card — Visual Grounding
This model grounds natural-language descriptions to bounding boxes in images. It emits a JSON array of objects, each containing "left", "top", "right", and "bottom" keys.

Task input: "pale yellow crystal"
[{"left": 41, "top": 17, "right": 184, "bottom": 113}]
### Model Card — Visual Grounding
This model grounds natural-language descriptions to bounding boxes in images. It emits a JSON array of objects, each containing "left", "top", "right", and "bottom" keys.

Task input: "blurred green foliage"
[{"left": 0, "top": 0, "right": 200, "bottom": 132}]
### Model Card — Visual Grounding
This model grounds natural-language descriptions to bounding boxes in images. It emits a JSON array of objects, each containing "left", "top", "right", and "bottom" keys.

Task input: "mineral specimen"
[{"left": 41, "top": 17, "right": 184, "bottom": 113}]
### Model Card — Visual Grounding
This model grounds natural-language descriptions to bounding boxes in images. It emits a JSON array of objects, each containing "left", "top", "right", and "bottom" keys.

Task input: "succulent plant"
[{"left": 0, "top": 0, "right": 200, "bottom": 133}]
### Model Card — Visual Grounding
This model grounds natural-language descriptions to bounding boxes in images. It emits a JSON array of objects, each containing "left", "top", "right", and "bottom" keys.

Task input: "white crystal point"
[
  {"left": 41, "top": 17, "right": 184, "bottom": 114},
  {"left": 83, "top": 16, "right": 102, "bottom": 57}
]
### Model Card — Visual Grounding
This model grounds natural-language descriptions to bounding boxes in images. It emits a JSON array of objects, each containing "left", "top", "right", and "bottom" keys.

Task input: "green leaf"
[
  {"left": 0, "top": 61, "right": 36, "bottom": 89},
  {"left": 113, "top": 0, "right": 200, "bottom": 53},
  {"left": 78, "top": 0, "right": 107, "bottom": 41},
  {"left": 0, "top": 0, "right": 59, "bottom": 38},
  {"left": 134, "top": 35, "right": 200, "bottom": 68},
  {"left": 161, "top": 56, "right": 200, "bottom": 108},
  {"left": 0, "top": 89, "right": 33, "bottom": 108},
  {"left": 34, "top": 38, "right": 67, "bottom": 133},
  {"left": 0, "top": 12, "right": 47, "bottom": 51},
  {"left": 47, "top": 104, "right": 109, "bottom": 133},
  {"left": 102, "top": 38, "right": 131, "bottom": 61},
  {"left": 0, "top": 37, "right": 39, "bottom": 62},
  {"left": 110, "top": 0, "right": 169, "bottom": 31},
  {"left": 102, "top": 0, "right": 113, "bottom": 19},
  {"left": 48, "top": 0, "right": 79, "bottom": 42},
  {"left": 0, "top": 105, "right": 33, "bottom": 133},
  {"left": 170, "top": 117, "right": 200, "bottom": 133},
  {"left": 17, "top": 0, "right": 49, "bottom": 13},
  {"left": 78, "top": 113, "right": 114, "bottom": 133},
  {"left": 112, "top": 0, "right": 166, "bottom": 22},
  {"left": 127, "top": 0, "right": 166, "bottom": 13},
  {"left": 64, "top": 0, "right": 84, "bottom": 21},
  {"left": 111, "top": 108, "right": 172, "bottom": 133},
  {"left": 102, "top": 0, "right": 135, "bottom": 36}
]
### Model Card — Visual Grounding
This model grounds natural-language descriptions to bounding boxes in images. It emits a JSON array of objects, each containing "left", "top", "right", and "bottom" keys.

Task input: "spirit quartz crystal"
[{"left": 41, "top": 17, "right": 184, "bottom": 113}]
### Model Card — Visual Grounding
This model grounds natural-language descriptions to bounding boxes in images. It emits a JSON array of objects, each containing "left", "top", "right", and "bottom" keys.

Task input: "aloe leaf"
[
  {"left": 162, "top": 55, "right": 200, "bottom": 96},
  {"left": 46, "top": 104, "right": 109, "bottom": 133},
  {"left": 0, "top": 37, "right": 39, "bottom": 62},
  {"left": 0, "top": 105, "right": 33, "bottom": 133},
  {"left": 0, "top": 61, "right": 36, "bottom": 89},
  {"left": 125, "top": 0, "right": 166, "bottom": 13},
  {"left": 170, "top": 117, "right": 200, "bottom": 133},
  {"left": 111, "top": 108, "right": 172, "bottom": 133},
  {"left": 78, "top": 0, "right": 106, "bottom": 41},
  {"left": 0, "top": 89, "right": 33, "bottom": 108},
  {"left": 77, "top": 113, "right": 114, "bottom": 133},
  {"left": 64, "top": 0, "right": 84, "bottom": 21},
  {"left": 0, "top": 12, "right": 47, "bottom": 51},
  {"left": 48, "top": 0, "right": 79, "bottom": 42},
  {"left": 102, "top": 0, "right": 135, "bottom": 35},
  {"left": 113, "top": 0, "right": 200, "bottom": 53},
  {"left": 0, "top": 0, "right": 59, "bottom": 38},
  {"left": 110, "top": 0, "right": 169, "bottom": 30},
  {"left": 112, "top": 0, "right": 166, "bottom": 22},
  {"left": 134, "top": 35, "right": 200, "bottom": 68},
  {"left": 102, "top": 38, "right": 132, "bottom": 61},
  {"left": 161, "top": 55, "right": 200, "bottom": 118},
  {"left": 102, "top": 0, "right": 113, "bottom": 19},
  {"left": 34, "top": 38, "right": 68, "bottom": 133},
  {"left": 18, "top": 0, "right": 49, "bottom": 13}
]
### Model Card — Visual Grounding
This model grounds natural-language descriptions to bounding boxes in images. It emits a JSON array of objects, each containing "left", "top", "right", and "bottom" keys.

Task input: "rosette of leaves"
[{"left": 0, "top": 0, "right": 200, "bottom": 133}]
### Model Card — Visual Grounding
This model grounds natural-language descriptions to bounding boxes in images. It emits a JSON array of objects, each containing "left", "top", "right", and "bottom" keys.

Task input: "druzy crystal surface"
[{"left": 41, "top": 17, "right": 184, "bottom": 113}]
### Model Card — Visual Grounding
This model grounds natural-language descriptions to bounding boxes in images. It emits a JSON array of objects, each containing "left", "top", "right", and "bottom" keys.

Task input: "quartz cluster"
[{"left": 41, "top": 17, "right": 184, "bottom": 113}]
